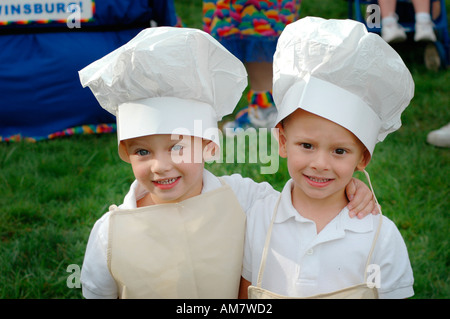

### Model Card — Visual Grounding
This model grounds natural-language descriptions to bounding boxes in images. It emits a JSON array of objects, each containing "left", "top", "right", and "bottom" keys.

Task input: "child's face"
[
  {"left": 277, "top": 109, "right": 370, "bottom": 206},
  {"left": 123, "top": 134, "right": 212, "bottom": 205}
]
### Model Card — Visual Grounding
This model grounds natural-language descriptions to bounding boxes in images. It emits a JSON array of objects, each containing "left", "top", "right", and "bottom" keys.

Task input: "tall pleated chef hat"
[
  {"left": 79, "top": 27, "right": 247, "bottom": 162},
  {"left": 273, "top": 17, "right": 414, "bottom": 156}
]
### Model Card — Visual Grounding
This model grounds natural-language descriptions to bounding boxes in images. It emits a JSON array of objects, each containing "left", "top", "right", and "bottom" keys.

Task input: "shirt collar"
[
  {"left": 201, "top": 169, "right": 222, "bottom": 192},
  {"left": 274, "top": 179, "right": 373, "bottom": 233},
  {"left": 120, "top": 169, "right": 219, "bottom": 209}
]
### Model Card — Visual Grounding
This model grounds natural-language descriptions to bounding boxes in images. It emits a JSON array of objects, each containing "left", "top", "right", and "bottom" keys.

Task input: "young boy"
[
  {"left": 240, "top": 17, "right": 415, "bottom": 299},
  {"left": 78, "top": 26, "right": 376, "bottom": 299}
]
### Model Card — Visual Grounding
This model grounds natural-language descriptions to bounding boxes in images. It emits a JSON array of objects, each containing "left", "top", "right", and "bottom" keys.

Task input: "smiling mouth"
[
  {"left": 306, "top": 175, "right": 332, "bottom": 183},
  {"left": 154, "top": 177, "right": 179, "bottom": 185},
  {"left": 152, "top": 177, "right": 181, "bottom": 190}
]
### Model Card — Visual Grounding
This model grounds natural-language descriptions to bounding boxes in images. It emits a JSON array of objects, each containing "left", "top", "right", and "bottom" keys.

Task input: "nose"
[
  {"left": 151, "top": 152, "right": 173, "bottom": 174},
  {"left": 310, "top": 150, "right": 329, "bottom": 171}
]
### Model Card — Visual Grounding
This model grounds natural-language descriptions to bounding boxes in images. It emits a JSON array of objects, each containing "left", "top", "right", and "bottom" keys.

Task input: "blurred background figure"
[
  {"left": 427, "top": 123, "right": 450, "bottom": 147},
  {"left": 203, "top": 0, "right": 301, "bottom": 134}
]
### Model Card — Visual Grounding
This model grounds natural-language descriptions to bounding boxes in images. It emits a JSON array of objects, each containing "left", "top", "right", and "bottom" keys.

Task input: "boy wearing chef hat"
[
  {"left": 78, "top": 26, "right": 375, "bottom": 299},
  {"left": 240, "top": 17, "right": 414, "bottom": 299}
]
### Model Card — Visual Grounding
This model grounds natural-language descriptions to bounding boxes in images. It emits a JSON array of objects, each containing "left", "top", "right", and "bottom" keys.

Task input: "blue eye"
[
  {"left": 171, "top": 144, "right": 183, "bottom": 152},
  {"left": 136, "top": 149, "right": 150, "bottom": 156}
]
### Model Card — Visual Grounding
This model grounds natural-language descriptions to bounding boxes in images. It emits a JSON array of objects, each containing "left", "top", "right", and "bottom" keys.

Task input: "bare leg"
[
  {"left": 431, "top": 0, "right": 440, "bottom": 20},
  {"left": 222, "top": 61, "right": 276, "bottom": 132},
  {"left": 378, "top": 0, "right": 397, "bottom": 18},
  {"left": 245, "top": 62, "right": 273, "bottom": 92},
  {"left": 411, "top": 0, "right": 430, "bottom": 13}
]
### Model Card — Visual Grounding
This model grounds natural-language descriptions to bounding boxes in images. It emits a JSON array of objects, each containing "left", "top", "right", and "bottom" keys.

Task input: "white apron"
[
  {"left": 248, "top": 171, "right": 382, "bottom": 299},
  {"left": 107, "top": 179, "right": 246, "bottom": 299}
]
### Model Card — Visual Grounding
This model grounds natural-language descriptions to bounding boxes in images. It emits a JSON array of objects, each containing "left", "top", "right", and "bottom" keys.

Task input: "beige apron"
[
  {"left": 249, "top": 170, "right": 382, "bottom": 299},
  {"left": 107, "top": 179, "right": 246, "bottom": 299}
]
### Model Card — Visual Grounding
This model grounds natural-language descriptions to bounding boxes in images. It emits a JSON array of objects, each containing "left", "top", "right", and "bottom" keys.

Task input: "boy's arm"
[
  {"left": 80, "top": 214, "right": 119, "bottom": 299},
  {"left": 223, "top": 174, "right": 378, "bottom": 218},
  {"left": 346, "top": 178, "right": 379, "bottom": 218},
  {"left": 221, "top": 174, "right": 278, "bottom": 214},
  {"left": 374, "top": 217, "right": 414, "bottom": 298},
  {"left": 238, "top": 277, "right": 251, "bottom": 299}
]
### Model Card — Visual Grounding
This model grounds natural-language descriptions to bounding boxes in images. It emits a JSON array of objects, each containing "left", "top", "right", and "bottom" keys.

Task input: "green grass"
[{"left": 0, "top": 0, "right": 449, "bottom": 299}]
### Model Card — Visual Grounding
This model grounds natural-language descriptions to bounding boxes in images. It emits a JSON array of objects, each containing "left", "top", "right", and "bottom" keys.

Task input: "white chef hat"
[
  {"left": 273, "top": 17, "right": 414, "bottom": 156},
  {"left": 79, "top": 27, "right": 247, "bottom": 162}
]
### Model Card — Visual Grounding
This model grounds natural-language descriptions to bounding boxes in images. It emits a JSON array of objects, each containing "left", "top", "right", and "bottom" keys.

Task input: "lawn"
[{"left": 0, "top": 0, "right": 448, "bottom": 299}]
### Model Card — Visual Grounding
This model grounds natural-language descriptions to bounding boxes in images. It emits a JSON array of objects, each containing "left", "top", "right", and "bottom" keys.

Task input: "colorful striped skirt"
[{"left": 203, "top": 0, "right": 301, "bottom": 62}]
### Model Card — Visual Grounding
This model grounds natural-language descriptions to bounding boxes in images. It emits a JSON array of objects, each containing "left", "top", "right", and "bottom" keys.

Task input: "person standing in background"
[{"left": 203, "top": 0, "right": 301, "bottom": 134}]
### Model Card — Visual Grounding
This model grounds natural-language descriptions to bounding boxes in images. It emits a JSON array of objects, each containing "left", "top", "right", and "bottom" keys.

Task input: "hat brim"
[
  {"left": 117, "top": 97, "right": 220, "bottom": 162},
  {"left": 275, "top": 76, "right": 381, "bottom": 155}
]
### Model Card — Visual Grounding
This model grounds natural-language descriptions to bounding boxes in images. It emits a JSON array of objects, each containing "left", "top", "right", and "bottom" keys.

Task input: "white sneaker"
[
  {"left": 414, "top": 21, "right": 437, "bottom": 42},
  {"left": 427, "top": 123, "right": 450, "bottom": 148},
  {"left": 381, "top": 22, "right": 407, "bottom": 43},
  {"left": 223, "top": 106, "right": 278, "bottom": 137},
  {"left": 248, "top": 106, "right": 278, "bottom": 129}
]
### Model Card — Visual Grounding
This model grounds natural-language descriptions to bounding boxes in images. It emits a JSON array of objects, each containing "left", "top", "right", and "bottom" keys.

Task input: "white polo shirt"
[
  {"left": 242, "top": 179, "right": 414, "bottom": 299},
  {"left": 80, "top": 169, "right": 277, "bottom": 298}
]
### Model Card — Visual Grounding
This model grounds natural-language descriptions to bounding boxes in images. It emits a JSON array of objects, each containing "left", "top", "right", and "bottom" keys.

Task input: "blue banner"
[{"left": 0, "top": 0, "right": 178, "bottom": 141}]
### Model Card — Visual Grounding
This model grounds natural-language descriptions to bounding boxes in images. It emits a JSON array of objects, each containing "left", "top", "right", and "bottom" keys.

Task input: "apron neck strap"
[
  {"left": 255, "top": 195, "right": 282, "bottom": 288},
  {"left": 362, "top": 170, "right": 383, "bottom": 282}
]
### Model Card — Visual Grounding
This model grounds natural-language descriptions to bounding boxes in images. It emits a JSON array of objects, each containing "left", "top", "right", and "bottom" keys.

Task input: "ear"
[
  {"left": 119, "top": 141, "right": 132, "bottom": 163},
  {"left": 276, "top": 123, "right": 288, "bottom": 158},
  {"left": 356, "top": 149, "right": 371, "bottom": 171}
]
